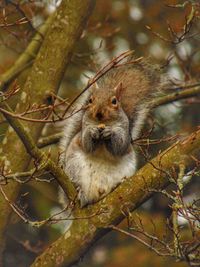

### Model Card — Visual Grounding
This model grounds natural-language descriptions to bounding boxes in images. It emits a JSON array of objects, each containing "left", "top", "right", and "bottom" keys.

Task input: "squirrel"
[{"left": 59, "top": 58, "right": 166, "bottom": 207}]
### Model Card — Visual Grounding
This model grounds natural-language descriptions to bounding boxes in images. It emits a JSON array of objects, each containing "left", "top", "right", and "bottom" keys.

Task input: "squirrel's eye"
[
  {"left": 111, "top": 97, "right": 117, "bottom": 105},
  {"left": 89, "top": 97, "right": 93, "bottom": 104}
]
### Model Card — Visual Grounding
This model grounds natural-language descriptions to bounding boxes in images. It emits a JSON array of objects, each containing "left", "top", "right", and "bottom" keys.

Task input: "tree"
[{"left": 0, "top": 1, "right": 199, "bottom": 267}]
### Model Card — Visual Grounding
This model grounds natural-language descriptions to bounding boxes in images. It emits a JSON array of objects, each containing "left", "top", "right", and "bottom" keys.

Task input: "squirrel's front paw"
[
  {"left": 101, "top": 127, "right": 112, "bottom": 140},
  {"left": 82, "top": 127, "right": 100, "bottom": 153},
  {"left": 90, "top": 127, "right": 100, "bottom": 140}
]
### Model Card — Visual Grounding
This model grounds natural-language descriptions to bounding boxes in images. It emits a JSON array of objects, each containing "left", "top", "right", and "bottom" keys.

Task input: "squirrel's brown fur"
[{"left": 89, "top": 61, "right": 162, "bottom": 122}]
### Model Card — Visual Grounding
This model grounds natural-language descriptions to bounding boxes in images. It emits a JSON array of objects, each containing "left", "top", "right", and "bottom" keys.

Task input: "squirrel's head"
[{"left": 85, "top": 82, "right": 123, "bottom": 123}]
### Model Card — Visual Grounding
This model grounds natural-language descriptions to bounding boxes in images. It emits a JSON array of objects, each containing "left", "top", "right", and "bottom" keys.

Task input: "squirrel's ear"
[{"left": 114, "top": 82, "right": 123, "bottom": 101}]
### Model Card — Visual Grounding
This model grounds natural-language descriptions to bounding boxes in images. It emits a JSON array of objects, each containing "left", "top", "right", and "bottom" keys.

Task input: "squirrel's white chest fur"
[{"left": 62, "top": 133, "right": 137, "bottom": 206}]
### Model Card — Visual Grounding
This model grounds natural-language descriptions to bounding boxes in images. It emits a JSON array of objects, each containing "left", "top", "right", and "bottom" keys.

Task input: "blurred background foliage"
[{"left": 0, "top": 0, "right": 199, "bottom": 266}]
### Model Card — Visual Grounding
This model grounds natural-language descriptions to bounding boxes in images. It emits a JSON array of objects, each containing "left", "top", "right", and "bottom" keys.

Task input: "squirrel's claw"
[{"left": 101, "top": 127, "right": 112, "bottom": 140}]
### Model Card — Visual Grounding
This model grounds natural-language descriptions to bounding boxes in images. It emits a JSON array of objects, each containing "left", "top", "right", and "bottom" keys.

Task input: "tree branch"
[
  {"left": 0, "top": 0, "right": 95, "bottom": 263},
  {"left": 0, "top": 16, "right": 53, "bottom": 91},
  {"left": 0, "top": 100, "right": 76, "bottom": 200},
  {"left": 153, "top": 84, "right": 200, "bottom": 107},
  {"left": 31, "top": 129, "right": 200, "bottom": 267},
  {"left": 37, "top": 133, "right": 62, "bottom": 148}
]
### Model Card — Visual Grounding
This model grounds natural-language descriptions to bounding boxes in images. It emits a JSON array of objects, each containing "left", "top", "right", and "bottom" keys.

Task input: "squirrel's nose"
[{"left": 95, "top": 112, "right": 103, "bottom": 121}]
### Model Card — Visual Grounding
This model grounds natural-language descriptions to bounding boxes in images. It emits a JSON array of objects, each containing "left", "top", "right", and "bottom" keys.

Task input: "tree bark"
[{"left": 0, "top": 0, "right": 95, "bottom": 264}]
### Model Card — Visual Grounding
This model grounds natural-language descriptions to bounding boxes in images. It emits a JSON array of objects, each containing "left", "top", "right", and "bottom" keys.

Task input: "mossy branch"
[
  {"left": 0, "top": 16, "right": 53, "bottom": 91},
  {"left": 37, "top": 133, "right": 62, "bottom": 148},
  {"left": 0, "top": 0, "right": 95, "bottom": 263},
  {"left": 31, "top": 129, "right": 200, "bottom": 267},
  {"left": 0, "top": 100, "right": 76, "bottom": 199},
  {"left": 153, "top": 84, "right": 200, "bottom": 107}
]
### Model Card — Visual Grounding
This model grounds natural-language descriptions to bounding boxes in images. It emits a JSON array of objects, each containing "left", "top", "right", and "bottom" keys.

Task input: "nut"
[{"left": 98, "top": 123, "right": 106, "bottom": 130}]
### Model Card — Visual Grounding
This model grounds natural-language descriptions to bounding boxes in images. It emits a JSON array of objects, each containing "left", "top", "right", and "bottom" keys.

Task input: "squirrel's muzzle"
[
  {"left": 91, "top": 106, "right": 110, "bottom": 122},
  {"left": 95, "top": 111, "right": 103, "bottom": 121}
]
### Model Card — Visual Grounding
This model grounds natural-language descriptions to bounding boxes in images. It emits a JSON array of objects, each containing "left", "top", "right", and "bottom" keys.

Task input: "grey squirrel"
[{"left": 59, "top": 58, "right": 166, "bottom": 207}]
